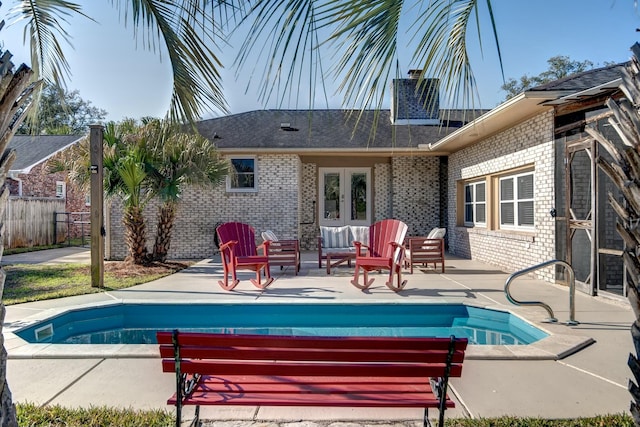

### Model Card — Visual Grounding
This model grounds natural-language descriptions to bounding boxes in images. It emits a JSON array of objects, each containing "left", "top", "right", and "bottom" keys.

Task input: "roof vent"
[{"left": 280, "top": 123, "right": 298, "bottom": 131}]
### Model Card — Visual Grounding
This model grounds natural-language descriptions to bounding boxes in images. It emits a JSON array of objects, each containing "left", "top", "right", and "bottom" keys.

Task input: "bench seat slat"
[
  {"left": 162, "top": 360, "right": 463, "bottom": 378},
  {"left": 159, "top": 345, "right": 465, "bottom": 364}
]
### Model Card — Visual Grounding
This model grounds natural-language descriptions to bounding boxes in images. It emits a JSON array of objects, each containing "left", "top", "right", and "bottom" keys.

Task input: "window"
[
  {"left": 464, "top": 181, "right": 486, "bottom": 226},
  {"left": 500, "top": 172, "right": 534, "bottom": 230},
  {"left": 55, "top": 181, "right": 66, "bottom": 198},
  {"left": 226, "top": 156, "right": 257, "bottom": 192}
]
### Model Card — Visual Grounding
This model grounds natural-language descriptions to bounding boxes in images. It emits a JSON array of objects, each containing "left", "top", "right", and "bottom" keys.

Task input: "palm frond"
[
  {"left": 235, "top": 0, "right": 330, "bottom": 109},
  {"left": 116, "top": 0, "right": 230, "bottom": 122},
  {"left": 8, "top": 0, "right": 93, "bottom": 88}
]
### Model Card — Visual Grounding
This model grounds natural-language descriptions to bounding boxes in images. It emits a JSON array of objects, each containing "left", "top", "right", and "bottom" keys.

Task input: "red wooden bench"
[{"left": 157, "top": 331, "right": 468, "bottom": 427}]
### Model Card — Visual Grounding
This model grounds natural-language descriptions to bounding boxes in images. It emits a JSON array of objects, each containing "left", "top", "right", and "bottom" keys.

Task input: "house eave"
[
  {"left": 217, "top": 147, "right": 444, "bottom": 156},
  {"left": 420, "top": 92, "right": 555, "bottom": 154}
]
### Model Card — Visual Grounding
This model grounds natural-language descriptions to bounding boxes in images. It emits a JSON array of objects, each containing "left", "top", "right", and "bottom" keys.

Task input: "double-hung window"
[
  {"left": 56, "top": 181, "right": 66, "bottom": 198},
  {"left": 499, "top": 171, "right": 534, "bottom": 230},
  {"left": 227, "top": 156, "right": 257, "bottom": 192},
  {"left": 464, "top": 181, "right": 486, "bottom": 227}
]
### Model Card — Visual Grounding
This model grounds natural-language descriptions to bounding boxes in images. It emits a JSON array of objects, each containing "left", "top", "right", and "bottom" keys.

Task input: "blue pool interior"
[{"left": 15, "top": 302, "right": 549, "bottom": 345}]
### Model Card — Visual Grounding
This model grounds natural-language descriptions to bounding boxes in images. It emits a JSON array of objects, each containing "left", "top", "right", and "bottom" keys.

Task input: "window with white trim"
[
  {"left": 55, "top": 181, "right": 66, "bottom": 198},
  {"left": 499, "top": 171, "right": 534, "bottom": 230},
  {"left": 464, "top": 181, "right": 486, "bottom": 227},
  {"left": 226, "top": 156, "right": 257, "bottom": 192}
]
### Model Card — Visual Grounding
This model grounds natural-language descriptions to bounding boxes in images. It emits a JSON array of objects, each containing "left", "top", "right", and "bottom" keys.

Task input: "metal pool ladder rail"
[{"left": 504, "top": 259, "right": 578, "bottom": 326}]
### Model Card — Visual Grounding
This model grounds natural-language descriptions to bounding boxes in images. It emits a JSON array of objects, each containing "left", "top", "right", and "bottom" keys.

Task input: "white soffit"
[{"left": 421, "top": 92, "right": 556, "bottom": 154}]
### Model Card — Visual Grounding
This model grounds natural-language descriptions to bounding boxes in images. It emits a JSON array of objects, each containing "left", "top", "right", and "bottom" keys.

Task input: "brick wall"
[
  {"left": 106, "top": 153, "right": 445, "bottom": 258},
  {"left": 107, "top": 154, "right": 301, "bottom": 260},
  {"left": 392, "top": 156, "right": 441, "bottom": 236},
  {"left": 447, "top": 111, "right": 557, "bottom": 282}
]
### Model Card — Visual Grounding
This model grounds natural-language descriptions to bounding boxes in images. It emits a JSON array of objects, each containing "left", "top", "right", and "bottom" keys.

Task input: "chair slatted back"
[
  {"left": 368, "top": 219, "right": 408, "bottom": 259},
  {"left": 216, "top": 222, "right": 258, "bottom": 257}
]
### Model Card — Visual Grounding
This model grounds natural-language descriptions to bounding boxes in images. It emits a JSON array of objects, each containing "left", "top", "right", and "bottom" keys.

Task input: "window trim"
[
  {"left": 226, "top": 155, "right": 258, "bottom": 193},
  {"left": 498, "top": 171, "right": 535, "bottom": 231},
  {"left": 463, "top": 180, "right": 487, "bottom": 227}
]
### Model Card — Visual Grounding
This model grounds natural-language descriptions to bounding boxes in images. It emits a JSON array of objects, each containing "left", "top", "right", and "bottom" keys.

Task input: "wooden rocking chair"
[
  {"left": 350, "top": 219, "right": 408, "bottom": 292},
  {"left": 216, "top": 222, "right": 273, "bottom": 291}
]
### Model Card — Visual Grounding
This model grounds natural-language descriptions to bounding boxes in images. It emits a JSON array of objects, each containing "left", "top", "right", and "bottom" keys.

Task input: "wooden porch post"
[{"left": 90, "top": 125, "right": 104, "bottom": 288}]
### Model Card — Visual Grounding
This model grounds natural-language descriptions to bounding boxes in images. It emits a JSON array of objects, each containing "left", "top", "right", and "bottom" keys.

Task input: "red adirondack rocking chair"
[
  {"left": 350, "top": 219, "right": 408, "bottom": 292},
  {"left": 216, "top": 222, "right": 273, "bottom": 291}
]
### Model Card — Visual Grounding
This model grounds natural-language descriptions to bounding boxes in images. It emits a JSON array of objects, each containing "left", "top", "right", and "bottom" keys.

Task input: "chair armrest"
[
  {"left": 256, "top": 240, "right": 271, "bottom": 255},
  {"left": 218, "top": 240, "right": 237, "bottom": 252},
  {"left": 353, "top": 241, "right": 370, "bottom": 256},
  {"left": 390, "top": 241, "right": 406, "bottom": 262}
]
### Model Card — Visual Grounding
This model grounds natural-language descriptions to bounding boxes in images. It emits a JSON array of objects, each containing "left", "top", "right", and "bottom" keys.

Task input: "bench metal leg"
[
  {"left": 188, "top": 405, "right": 200, "bottom": 427},
  {"left": 423, "top": 407, "right": 432, "bottom": 427}
]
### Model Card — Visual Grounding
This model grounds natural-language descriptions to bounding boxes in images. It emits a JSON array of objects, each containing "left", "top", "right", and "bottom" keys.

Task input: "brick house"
[
  {"left": 104, "top": 65, "right": 628, "bottom": 300},
  {"left": 7, "top": 135, "right": 90, "bottom": 240},
  {"left": 426, "top": 62, "right": 627, "bottom": 299}
]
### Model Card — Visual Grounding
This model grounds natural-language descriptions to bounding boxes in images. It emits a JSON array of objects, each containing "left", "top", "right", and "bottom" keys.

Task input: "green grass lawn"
[
  {"left": 14, "top": 404, "right": 634, "bottom": 427},
  {"left": 2, "top": 261, "right": 192, "bottom": 305}
]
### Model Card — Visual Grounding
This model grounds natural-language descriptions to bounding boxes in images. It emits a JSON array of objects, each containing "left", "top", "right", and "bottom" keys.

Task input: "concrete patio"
[{"left": 1, "top": 247, "right": 635, "bottom": 424}]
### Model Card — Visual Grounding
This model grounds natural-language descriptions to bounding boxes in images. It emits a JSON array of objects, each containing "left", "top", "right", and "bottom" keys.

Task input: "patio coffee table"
[{"left": 326, "top": 251, "right": 356, "bottom": 274}]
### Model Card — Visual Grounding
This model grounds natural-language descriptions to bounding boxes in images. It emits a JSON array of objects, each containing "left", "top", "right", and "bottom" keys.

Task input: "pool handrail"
[{"left": 504, "top": 259, "right": 578, "bottom": 326}]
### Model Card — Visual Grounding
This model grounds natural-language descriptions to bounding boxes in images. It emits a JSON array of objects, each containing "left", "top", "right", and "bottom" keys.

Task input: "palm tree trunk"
[
  {"left": 0, "top": 46, "right": 36, "bottom": 425},
  {"left": 152, "top": 202, "right": 177, "bottom": 262},
  {"left": 123, "top": 205, "right": 149, "bottom": 265}
]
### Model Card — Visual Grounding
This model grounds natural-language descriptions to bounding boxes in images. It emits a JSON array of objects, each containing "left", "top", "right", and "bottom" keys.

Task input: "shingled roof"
[
  {"left": 196, "top": 109, "right": 480, "bottom": 153},
  {"left": 528, "top": 62, "right": 627, "bottom": 94},
  {"left": 8, "top": 134, "right": 84, "bottom": 173}
]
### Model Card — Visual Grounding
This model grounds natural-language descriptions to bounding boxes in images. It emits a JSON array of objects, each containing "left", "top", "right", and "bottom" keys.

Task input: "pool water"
[{"left": 15, "top": 302, "right": 548, "bottom": 345}]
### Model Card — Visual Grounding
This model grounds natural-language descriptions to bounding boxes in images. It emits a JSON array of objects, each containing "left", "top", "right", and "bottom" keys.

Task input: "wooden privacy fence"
[{"left": 3, "top": 197, "right": 65, "bottom": 249}]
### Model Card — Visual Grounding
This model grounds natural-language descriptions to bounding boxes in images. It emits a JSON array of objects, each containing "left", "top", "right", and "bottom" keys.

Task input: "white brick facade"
[
  {"left": 107, "top": 154, "right": 301, "bottom": 260},
  {"left": 106, "top": 154, "right": 445, "bottom": 258},
  {"left": 447, "top": 111, "right": 556, "bottom": 281}
]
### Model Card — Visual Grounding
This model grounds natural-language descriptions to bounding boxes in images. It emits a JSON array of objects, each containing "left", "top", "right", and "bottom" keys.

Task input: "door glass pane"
[
  {"left": 350, "top": 173, "right": 367, "bottom": 220},
  {"left": 324, "top": 173, "right": 341, "bottom": 220}
]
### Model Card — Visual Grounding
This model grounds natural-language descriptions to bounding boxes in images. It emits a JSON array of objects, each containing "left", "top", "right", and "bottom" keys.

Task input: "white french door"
[{"left": 319, "top": 168, "right": 371, "bottom": 226}]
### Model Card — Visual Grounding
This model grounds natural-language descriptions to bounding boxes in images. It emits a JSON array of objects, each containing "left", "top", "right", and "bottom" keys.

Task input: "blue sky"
[{"left": 1, "top": 1, "right": 639, "bottom": 122}]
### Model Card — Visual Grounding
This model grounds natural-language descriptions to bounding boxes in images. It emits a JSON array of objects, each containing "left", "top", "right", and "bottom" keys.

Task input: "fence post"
[{"left": 90, "top": 125, "right": 104, "bottom": 288}]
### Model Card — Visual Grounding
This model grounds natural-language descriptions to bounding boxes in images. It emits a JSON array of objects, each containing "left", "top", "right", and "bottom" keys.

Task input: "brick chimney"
[{"left": 390, "top": 70, "right": 439, "bottom": 125}]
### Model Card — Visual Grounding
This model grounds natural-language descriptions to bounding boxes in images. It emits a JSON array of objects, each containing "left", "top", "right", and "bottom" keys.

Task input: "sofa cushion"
[
  {"left": 349, "top": 226, "right": 370, "bottom": 246},
  {"left": 261, "top": 230, "right": 279, "bottom": 242},
  {"left": 320, "top": 226, "right": 351, "bottom": 249}
]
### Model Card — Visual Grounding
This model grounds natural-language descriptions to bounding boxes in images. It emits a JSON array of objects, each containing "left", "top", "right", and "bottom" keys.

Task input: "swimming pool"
[{"left": 14, "top": 302, "right": 548, "bottom": 346}]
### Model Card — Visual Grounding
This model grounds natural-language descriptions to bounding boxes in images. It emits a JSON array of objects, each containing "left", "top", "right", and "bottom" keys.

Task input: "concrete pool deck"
[{"left": 1, "top": 247, "right": 635, "bottom": 423}]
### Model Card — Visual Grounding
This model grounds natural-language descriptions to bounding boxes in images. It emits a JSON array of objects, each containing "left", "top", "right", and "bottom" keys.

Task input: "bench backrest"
[{"left": 158, "top": 331, "right": 467, "bottom": 378}]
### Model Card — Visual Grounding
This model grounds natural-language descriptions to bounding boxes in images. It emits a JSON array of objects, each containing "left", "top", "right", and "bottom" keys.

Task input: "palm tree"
[
  {"left": 103, "top": 121, "right": 152, "bottom": 264},
  {"left": 51, "top": 120, "right": 153, "bottom": 264},
  {"left": 132, "top": 119, "right": 228, "bottom": 262}
]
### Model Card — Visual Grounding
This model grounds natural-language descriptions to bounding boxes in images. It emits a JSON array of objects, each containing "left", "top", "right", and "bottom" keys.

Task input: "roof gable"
[{"left": 8, "top": 134, "right": 85, "bottom": 173}]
